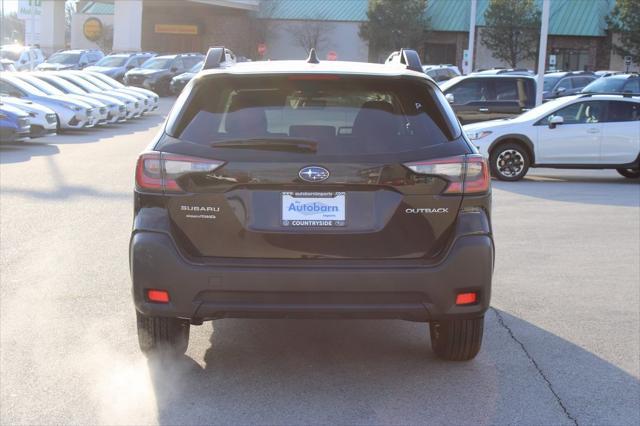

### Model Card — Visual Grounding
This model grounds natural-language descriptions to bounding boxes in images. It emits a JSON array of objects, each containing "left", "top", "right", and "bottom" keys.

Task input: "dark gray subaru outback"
[{"left": 131, "top": 48, "right": 494, "bottom": 361}]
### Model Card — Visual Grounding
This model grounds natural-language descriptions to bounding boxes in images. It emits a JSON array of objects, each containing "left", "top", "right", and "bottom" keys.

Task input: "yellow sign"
[
  {"left": 154, "top": 24, "right": 199, "bottom": 35},
  {"left": 83, "top": 18, "right": 103, "bottom": 41}
]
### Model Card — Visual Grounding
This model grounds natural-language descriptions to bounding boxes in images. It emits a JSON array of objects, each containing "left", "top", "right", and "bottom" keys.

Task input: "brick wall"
[
  {"left": 141, "top": 2, "right": 252, "bottom": 56},
  {"left": 423, "top": 31, "right": 468, "bottom": 69}
]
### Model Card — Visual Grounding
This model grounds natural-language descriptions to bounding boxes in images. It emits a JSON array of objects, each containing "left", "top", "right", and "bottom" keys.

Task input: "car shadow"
[
  {"left": 145, "top": 309, "right": 639, "bottom": 426},
  {"left": 0, "top": 155, "right": 129, "bottom": 199},
  {"left": 0, "top": 142, "right": 60, "bottom": 164},
  {"left": 0, "top": 109, "right": 166, "bottom": 164},
  {"left": 493, "top": 169, "right": 640, "bottom": 207},
  {"left": 51, "top": 112, "right": 166, "bottom": 145}
]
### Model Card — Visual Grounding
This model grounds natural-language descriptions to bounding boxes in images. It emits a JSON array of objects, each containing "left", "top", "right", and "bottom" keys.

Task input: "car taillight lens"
[
  {"left": 404, "top": 154, "right": 490, "bottom": 194},
  {"left": 135, "top": 152, "right": 224, "bottom": 193}
]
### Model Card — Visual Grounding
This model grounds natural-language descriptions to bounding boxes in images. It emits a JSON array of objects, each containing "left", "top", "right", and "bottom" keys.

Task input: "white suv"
[
  {"left": 463, "top": 94, "right": 640, "bottom": 180},
  {"left": 0, "top": 44, "right": 44, "bottom": 71}
]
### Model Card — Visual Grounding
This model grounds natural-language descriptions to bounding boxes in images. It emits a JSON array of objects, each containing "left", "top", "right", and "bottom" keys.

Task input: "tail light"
[
  {"left": 135, "top": 152, "right": 224, "bottom": 193},
  {"left": 404, "top": 154, "right": 490, "bottom": 194},
  {"left": 146, "top": 289, "right": 170, "bottom": 303},
  {"left": 456, "top": 292, "right": 478, "bottom": 305}
]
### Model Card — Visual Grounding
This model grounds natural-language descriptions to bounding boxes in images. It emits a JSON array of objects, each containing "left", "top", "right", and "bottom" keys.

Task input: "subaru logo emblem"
[{"left": 299, "top": 166, "right": 330, "bottom": 183}]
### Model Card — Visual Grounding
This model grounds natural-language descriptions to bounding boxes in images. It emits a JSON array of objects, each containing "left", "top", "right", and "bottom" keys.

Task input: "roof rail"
[
  {"left": 385, "top": 48, "right": 424, "bottom": 73},
  {"left": 579, "top": 91, "right": 640, "bottom": 98},
  {"left": 202, "top": 47, "right": 235, "bottom": 70}
]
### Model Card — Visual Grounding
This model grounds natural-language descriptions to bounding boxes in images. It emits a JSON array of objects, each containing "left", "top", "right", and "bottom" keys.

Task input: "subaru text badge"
[{"left": 299, "top": 166, "right": 330, "bottom": 183}]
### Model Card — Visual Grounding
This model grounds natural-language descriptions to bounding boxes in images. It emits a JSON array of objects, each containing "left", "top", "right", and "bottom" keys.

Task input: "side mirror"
[
  {"left": 170, "top": 67, "right": 178, "bottom": 72},
  {"left": 126, "top": 64, "right": 134, "bottom": 70},
  {"left": 20, "top": 59, "right": 27, "bottom": 64},
  {"left": 445, "top": 93, "right": 455, "bottom": 104},
  {"left": 549, "top": 115, "right": 564, "bottom": 129},
  {"left": 556, "top": 87, "right": 566, "bottom": 95}
]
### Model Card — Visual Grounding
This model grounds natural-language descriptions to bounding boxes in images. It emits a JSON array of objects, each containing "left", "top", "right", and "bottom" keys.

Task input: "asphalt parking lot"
[{"left": 1, "top": 98, "right": 638, "bottom": 425}]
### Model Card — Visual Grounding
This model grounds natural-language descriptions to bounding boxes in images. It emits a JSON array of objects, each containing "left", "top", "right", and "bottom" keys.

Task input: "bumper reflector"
[
  {"left": 147, "top": 289, "right": 170, "bottom": 303},
  {"left": 456, "top": 292, "right": 477, "bottom": 305}
]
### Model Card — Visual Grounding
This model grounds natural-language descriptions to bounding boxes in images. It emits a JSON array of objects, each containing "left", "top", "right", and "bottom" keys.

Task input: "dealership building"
[{"left": 66, "top": 0, "right": 634, "bottom": 72}]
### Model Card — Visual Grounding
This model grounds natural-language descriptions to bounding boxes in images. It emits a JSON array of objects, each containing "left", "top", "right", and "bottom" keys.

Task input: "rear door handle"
[
  {"left": 587, "top": 128, "right": 600, "bottom": 134},
  {"left": 478, "top": 108, "right": 489, "bottom": 112}
]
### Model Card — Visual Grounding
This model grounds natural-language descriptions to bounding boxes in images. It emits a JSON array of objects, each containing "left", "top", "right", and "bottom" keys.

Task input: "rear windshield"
[{"left": 166, "top": 75, "right": 460, "bottom": 156}]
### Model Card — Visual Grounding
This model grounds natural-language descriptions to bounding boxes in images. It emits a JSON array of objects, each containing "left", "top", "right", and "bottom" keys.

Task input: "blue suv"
[{"left": 85, "top": 52, "right": 156, "bottom": 82}]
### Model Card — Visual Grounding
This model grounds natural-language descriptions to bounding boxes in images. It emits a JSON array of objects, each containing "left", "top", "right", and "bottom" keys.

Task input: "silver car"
[
  {"left": 85, "top": 71, "right": 159, "bottom": 112},
  {"left": 33, "top": 73, "right": 127, "bottom": 124},
  {"left": 13, "top": 73, "right": 110, "bottom": 125},
  {"left": 71, "top": 71, "right": 154, "bottom": 114},
  {"left": 0, "top": 74, "right": 96, "bottom": 129},
  {"left": 55, "top": 72, "right": 143, "bottom": 119}
]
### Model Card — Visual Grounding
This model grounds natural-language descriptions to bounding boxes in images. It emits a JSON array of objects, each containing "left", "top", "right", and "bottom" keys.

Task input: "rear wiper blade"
[{"left": 211, "top": 138, "right": 317, "bottom": 153}]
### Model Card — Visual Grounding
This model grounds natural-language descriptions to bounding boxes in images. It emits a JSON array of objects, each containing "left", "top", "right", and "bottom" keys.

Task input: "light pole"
[
  {"left": 535, "top": 0, "right": 550, "bottom": 106},
  {"left": 467, "top": 0, "right": 477, "bottom": 74}
]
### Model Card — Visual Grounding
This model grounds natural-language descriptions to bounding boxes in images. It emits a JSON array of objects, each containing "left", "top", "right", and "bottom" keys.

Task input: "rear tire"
[
  {"left": 136, "top": 311, "right": 190, "bottom": 355},
  {"left": 430, "top": 316, "right": 484, "bottom": 361},
  {"left": 617, "top": 168, "right": 640, "bottom": 179},
  {"left": 490, "top": 143, "right": 530, "bottom": 181}
]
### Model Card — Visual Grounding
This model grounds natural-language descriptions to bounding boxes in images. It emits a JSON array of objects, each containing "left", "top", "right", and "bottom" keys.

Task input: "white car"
[
  {"left": 0, "top": 96, "right": 57, "bottom": 138},
  {"left": 0, "top": 44, "right": 45, "bottom": 71},
  {"left": 463, "top": 94, "right": 640, "bottom": 180},
  {"left": 1, "top": 59, "right": 17, "bottom": 72}
]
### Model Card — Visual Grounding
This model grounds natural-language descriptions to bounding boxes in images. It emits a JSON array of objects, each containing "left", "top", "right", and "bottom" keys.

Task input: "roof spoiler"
[
  {"left": 385, "top": 49, "right": 424, "bottom": 73},
  {"left": 202, "top": 46, "right": 236, "bottom": 70}
]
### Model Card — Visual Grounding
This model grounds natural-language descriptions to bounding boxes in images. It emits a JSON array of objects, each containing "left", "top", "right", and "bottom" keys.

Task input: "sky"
[
  {"left": 1, "top": 0, "right": 77, "bottom": 16},
  {"left": 1, "top": 0, "right": 18, "bottom": 14}
]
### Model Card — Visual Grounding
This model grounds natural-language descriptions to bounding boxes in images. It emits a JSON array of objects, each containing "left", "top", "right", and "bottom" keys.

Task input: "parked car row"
[
  {"left": 124, "top": 53, "right": 204, "bottom": 96},
  {"left": 0, "top": 71, "right": 159, "bottom": 143},
  {"left": 0, "top": 46, "right": 244, "bottom": 98},
  {"left": 0, "top": 46, "right": 208, "bottom": 97}
]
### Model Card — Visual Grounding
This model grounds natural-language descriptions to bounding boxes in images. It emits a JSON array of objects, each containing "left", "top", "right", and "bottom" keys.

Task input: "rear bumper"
[{"left": 130, "top": 229, "right": 494, "bottom": 323}]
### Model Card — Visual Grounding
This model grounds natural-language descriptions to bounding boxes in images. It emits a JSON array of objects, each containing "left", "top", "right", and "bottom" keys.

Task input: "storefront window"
[{"left": 552, "top": 49, "right": 590, "bottom": 71}]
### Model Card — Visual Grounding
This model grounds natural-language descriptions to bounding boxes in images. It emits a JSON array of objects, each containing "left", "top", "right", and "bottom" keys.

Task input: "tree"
[
  {"left": 481, "top": 0, "right": 541, "bottom": 68},
  {"left": 65, "top": 0, "right": 78, "bottom": 46},
  {"left": 94, "top": 24, "right": 114, "bottom": 53},
  {"left": 251, "top": 0, "right": 280, "bottom": 59},
  {"left": 359, "top": 0, "right": 428, "bottom": 62},
  {"left": 287, "top": 19, "right": 335, "bottom": 55},
  {"left": 607, "top": 0, "right": 640, "bottom": 63},
  {"left": 0, "top": 12, "right": 25, "bottom": 44}
]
